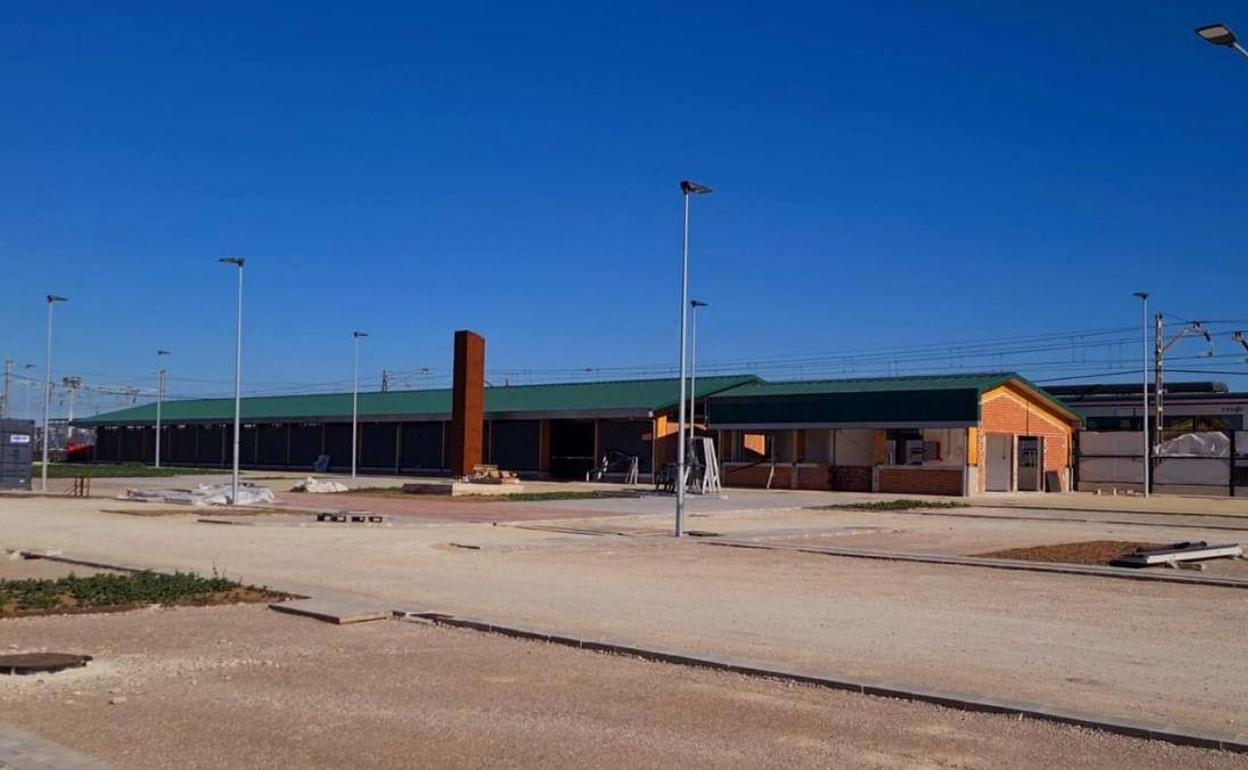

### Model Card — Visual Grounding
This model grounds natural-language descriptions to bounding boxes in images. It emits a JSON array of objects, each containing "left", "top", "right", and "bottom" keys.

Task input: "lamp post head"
[
  {"left": 157, "top": 349, "right": 171, "bottom": 357},
  {"left": 690, "top": 299, "right": 709, "bottom": 309},
  {"left": 680, "top": 180, "right": 713, "bottom": 195},
  {"left": 218, "top": 257, "right": 245, "bottom": 267},
  {"left": 1132, "top": 292, "right": 1149, "bottom": 301},
  {"left": 353, "top": 331, "right": 369, "bottom": 339},
  {"left": 46, "top": 295, "right": 67, "bottom": 304},
  {"left": 1197, "top": 23, "right": 1237, "bottom": 46}
]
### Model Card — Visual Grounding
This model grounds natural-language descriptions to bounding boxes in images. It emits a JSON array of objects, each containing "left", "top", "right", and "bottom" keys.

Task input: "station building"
[
  {"left": 707, "top": 373, "right": 1082, "bottom": 495},
  {"left": 77, "top": 375, "right": 757, "bottom": 481},
  {"left": 78, "top": 371, "right": 1081, "bottom": 496}
]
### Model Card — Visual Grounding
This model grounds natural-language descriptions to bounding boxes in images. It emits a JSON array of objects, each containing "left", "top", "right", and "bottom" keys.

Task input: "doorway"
[
  {"left": 549, "top": 420, "right": 595, "bottom": 480},
  {"left": 985, "top": 434, "right": 1013, "bottom": 492},
  {"left": 1017, "top": 436, "right": 1044, "bottom": 492}
]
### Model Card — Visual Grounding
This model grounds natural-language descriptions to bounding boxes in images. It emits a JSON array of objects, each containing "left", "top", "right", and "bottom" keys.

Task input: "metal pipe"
[
  {"left": 1133, "top": 293, "right": 1149, "bottom": 497},
  {"left": 676, "top": 192, "right": 690, "bottom": 536},
  {"left": 40, "top": 297, "right": 63, "bottom": 491},
  {"left": 219, "top": 258, "right": 245, "bottom": 505},
  {"left": 351, "top": 331, "right": 368, "bottom": 478}
]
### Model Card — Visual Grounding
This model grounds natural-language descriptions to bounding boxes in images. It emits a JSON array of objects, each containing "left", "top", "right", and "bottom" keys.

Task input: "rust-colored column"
[{"left": 449, "top": 330, "right": 486, "bottom": 477}]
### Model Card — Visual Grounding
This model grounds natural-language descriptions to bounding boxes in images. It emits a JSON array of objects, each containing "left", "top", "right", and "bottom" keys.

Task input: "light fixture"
[{"left": 1196, "top": 23, "right": 1237, "bottom": 46}]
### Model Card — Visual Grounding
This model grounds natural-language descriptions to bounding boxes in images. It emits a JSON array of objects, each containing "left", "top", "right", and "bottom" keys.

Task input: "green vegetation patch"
[
  {"left": 0, "top": 571, "right": 283, "bottom": 618},
  {"left": 37, "top": 463, "right": 222, "bottom": 479},
  {"left": 816, "top": 499, "right": 969, "bottom": 512}
]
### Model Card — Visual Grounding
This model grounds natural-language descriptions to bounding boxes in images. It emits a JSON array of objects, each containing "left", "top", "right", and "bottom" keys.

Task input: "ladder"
[{"left": 692, "top": 436, "right": 721, "bottom": 495}]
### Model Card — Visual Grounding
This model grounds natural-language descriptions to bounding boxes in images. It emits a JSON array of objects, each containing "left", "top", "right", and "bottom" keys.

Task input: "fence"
[{"left": 1075, "top": 430, "right": 1248, "bottom": 497}]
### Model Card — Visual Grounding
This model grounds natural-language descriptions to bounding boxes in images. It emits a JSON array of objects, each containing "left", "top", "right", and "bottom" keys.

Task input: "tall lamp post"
[
  {"left": 219, "top": 258, "right": 245, "bottom": 505},
  {"left": 688, "top": 299, "right": 709, "bottom": 453},
  {"left": 675, "top": 180, "right": 712, "bottom": 537},
  {"left": 1196, "top": 23, "right": 1248, "bottom": 60},
  {"left": 41, "top": 295, "right": 68, "bottom": 491},
  {"left": 1132, "top": 293, "right": 1150, "bottom": 497},
  {"left": 351, "top": 331, "right": 368, "bottom": 479},
  {"left": 154, "top": 350, "right": 171, "bottom": 468}
]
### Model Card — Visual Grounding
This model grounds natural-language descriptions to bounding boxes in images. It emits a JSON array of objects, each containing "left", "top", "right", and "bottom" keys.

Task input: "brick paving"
[{"left": 275, "top": 491, "right": 625, "bottom": 522}]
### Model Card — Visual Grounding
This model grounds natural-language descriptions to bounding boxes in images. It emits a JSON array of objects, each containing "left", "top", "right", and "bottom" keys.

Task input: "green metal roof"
[
  {"left": 708, "top": 372, "right": 1080, "bottom": 427},
  {"left": 76, "top": 375, "right": 760, "bottom": 426}
]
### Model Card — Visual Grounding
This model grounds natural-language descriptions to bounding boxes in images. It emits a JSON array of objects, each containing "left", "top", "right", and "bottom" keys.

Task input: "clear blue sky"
[{"left": 3, "top": 2, "right": 1248, "bottom": 416}]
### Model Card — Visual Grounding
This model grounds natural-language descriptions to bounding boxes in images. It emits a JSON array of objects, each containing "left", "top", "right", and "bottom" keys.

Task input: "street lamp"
[
  {"left": 1132, "top": 293, "right": 1150, "bottom": 497},
  {"left": 154, "top": 350, "right": 171, "bottom": 469},
  {"left": 1195, "top": 23, "right": 1248, "bottom": 59},
  {"left": 351, "top": 331, "right": 368, "bottom": 479},
  {"left": 41, "top": 295, "right": 67, "bottom": 491},
  {"left": 688, "top": 299, "right": 709, "bottom": 456},
  {"left": 218, "top": 258, "right": 245, "bottom": 505},
  {"left": 675, "top": 179, "right": 712, "bottom": 537}
]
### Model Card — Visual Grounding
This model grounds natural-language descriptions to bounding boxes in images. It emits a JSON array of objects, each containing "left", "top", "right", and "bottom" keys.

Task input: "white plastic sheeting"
[
  {"left": 121, "top": 483, "right": 277, "bottom": 506},
  {"left": 290, "top": 477, "right": 350, "bottom": 493},
  {"left": 1155, "top": 432, "right": 1229, "bottom": 458}
]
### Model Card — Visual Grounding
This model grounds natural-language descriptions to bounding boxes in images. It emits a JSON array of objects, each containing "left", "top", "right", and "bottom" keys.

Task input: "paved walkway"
[
  {"left": 0, "top": 723, "right": 114, "bottom": 770},
  {"left": 5, "top": 495, "right": 1248, "bottom": 738},
  {"left": 964, "top": 492, "right": 1248, "bottom": 518}
]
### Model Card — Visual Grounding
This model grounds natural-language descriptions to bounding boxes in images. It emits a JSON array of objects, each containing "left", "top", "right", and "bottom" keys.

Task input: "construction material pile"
[
  {"left": 120, "top": 483, "right": 276, "bottom": 506},
  {"left": 290, "top": 477, "right": 350, "bottom": 493}
]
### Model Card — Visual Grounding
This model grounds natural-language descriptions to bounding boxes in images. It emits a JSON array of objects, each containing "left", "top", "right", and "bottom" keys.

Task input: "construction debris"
[
  {"left": 314, "top": 511, "right": 384, "bottom": 524},
  {"left": 290, "top": 477, "right": 350, "bottom": 494},
  {"left": 121, "top": 483, "right": 276, "bottom": 507},
  {"left": 461, "top": 464, "right": 521, "bottom": 484},
  {"left": 1112, "top": 541, "right": 1244, "bottom": 568}
]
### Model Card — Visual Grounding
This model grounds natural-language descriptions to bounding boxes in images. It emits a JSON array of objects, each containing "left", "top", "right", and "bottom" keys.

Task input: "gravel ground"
[
  {"left": 0, "top": 604, "right": 1242, "bottom": 770},
  {"left": 3, "top": 497, "right": 1247, "bottom": 736}
]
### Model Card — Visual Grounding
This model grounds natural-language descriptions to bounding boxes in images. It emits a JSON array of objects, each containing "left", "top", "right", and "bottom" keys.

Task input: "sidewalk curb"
[
  {"left": 410, "top": 611, "right": 1248, "bottom": 754},
  {"left": 701, "top": 539, "right": 1248, "bottom": 590},
  {"left": 17, "top": 548, "right": 1248, "bottom": 755}
]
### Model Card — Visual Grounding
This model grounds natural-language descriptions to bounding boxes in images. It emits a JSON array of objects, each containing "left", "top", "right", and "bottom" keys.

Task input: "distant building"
[
  {"left": 76, "top": 371, "right": 1084, "bottom": 496},
  {"left": 706, "top": 373, "right": 1081, "bottom": 496}
]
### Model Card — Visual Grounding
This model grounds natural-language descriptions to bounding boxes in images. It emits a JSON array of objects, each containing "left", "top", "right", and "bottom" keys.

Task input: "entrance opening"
[
  {"left": 549, "top": 420, "right": 595, "bottom": 479},
  {"left": 1017, "top": 436, "right": 1043, "bottom": 492},
  {"left": 985, "top": 434, "right": 1013, "bottom": 492}
]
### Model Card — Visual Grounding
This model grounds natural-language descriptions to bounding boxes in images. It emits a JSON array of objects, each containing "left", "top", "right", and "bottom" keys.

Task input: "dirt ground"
[
  {"left": 3, "top": 493, "right": 1248, "bottom": 740},
  {"left": 975, "top": 540, "right": 1162, "bottom": 565},
  {"left": 0, "top": 604, "right": 1241, "bottom": 770}
]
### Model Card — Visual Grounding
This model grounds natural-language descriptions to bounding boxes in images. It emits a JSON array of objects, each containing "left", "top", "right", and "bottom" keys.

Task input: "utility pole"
[
  {"left": 2, "top": 359, "right": 11, "bottom": 419},
  {"left": 1132, "top": 293, "right": 1149, "bottom": 497},
  {"left": 61, "top": 376, "right": 82, "bottom": 443},
  {"left": 1154, "top": 313, "right": 1214, "bottom": 456},
  {"left": 155, "top": 350, "right": 170, "bottom": 468},
  {"left": 381, "top": 370, "right": 390, "bottom": 393}
]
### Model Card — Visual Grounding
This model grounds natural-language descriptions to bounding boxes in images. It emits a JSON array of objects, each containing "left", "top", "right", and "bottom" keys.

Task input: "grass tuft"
[
  {"left": 0, "top": 570, "right": 279, "bottom": 617},
  {"left": 816, "top": 499, "right": 969, "bottom": 511}
]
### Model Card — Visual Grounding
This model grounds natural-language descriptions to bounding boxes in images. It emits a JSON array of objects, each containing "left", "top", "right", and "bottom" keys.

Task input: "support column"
[{"left": 449, "top": 330, "right": 485, "bottom": 477}]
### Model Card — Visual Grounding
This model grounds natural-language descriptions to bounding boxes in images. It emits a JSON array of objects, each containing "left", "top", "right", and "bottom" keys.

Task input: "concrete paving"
[
  {"left": 2, "top": 495, "right": 1247, "bottom": 740},
  {"left": 1, "top": 605, "right": 1242, "bottom": 769}
]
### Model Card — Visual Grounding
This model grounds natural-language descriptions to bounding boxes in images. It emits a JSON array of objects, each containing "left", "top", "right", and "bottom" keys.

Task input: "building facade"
[
  {"left": 78, "top": 376, "right": 757, "bottom": 481},
  {"left": 707, "top": 373, "right": 1081, "bottom": 496}
]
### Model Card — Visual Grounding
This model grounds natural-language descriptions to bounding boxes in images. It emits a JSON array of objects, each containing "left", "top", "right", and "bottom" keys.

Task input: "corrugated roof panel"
[{"left": 76, "top": 375, "right": 760, "bottom": 426}]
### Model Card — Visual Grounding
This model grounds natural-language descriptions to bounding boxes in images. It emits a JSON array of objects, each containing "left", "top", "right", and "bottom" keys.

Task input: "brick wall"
[
  {"left": 980, "top": 387, "right": 1071, "bottom": 473},
  {"left": 877, "top": 467, "right": 963, "bottom": 496},
  {"left": 829, "top": 465, "right": 872, "bottom": 492},
  {"left": 723, "top": 463, "right": 790, "bottom": 489}
]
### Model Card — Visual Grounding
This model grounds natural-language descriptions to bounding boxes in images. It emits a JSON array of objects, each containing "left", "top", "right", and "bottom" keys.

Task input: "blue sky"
[{"left": 2, "top": 2, "right": 1247, "bottom": 416}]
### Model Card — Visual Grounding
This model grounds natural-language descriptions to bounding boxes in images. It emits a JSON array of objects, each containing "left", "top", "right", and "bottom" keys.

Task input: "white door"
[{"left": 985, "top": 434, "right": 1012, "bottom": 492}]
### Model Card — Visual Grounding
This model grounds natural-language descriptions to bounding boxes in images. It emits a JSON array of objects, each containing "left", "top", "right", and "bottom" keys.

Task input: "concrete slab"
[{"left": 268, "top": 598, "right": 390, "bottom": 625}]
